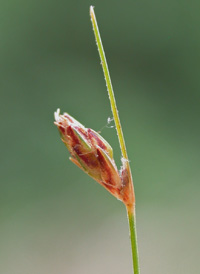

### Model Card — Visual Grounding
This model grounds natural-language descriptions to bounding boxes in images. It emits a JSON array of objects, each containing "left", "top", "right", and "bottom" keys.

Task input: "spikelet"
[{"left": 54, "top": 109, "right": 134, "bottom": 205}]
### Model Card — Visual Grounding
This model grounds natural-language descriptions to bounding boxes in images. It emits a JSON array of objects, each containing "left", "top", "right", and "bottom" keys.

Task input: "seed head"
[{"left": 54, "top": 109, "right": 134, "bottom": 205}]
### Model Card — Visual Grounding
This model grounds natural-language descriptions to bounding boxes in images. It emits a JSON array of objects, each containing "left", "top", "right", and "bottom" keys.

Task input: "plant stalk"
[
  {"left": 127, "top": 205, "right": 140, "bottom": 274},
  {"left": 90, "top": 6, "right": 140, "bottom": 273},
  {"left": 90, "top": 6, "right": 127, "bottom": 161}
]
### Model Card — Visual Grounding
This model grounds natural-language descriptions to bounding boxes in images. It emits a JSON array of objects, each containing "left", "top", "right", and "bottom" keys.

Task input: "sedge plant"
[{"left": 54, "top": 6, "right": 140, "bottom": 274}]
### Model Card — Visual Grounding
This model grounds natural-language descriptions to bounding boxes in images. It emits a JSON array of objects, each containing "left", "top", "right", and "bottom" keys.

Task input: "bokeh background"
[{"left": 1, "top": 0, "right": 200, "bottom": 273}]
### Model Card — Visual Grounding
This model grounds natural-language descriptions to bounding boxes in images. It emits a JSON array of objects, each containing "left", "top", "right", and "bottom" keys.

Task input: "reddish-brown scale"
[
  {"left": 73, "top": 145, "right": 99, "bottom": 169},
  {"left": 66, "top": 126, "right": 80, "bottom": 145},
  {"left": 121, "top": 169, "right": 129, "bottom": 188},
  {"left": 75, "top": 126, "right": 89, "bottom": 140},
  {"left": 122, "top": 191, "right": 135, "bottom": 206},
  {"left": 63, "top": 113, "right": 74, "bottom": 123},
  {"left": 74, "top": 126, "right": 91, "bottom": 144},
  {"left": 58, "top": 125, "right": 65, "bottom": 135},
  {"left": 97, "top": 148, "right": 115, "bottom": 186},
  {"left": 102, "top": 183, "right": 116, "bottom": 194},
  {"left": 120, "top": 168, "right": 135, "bottom": 206},
  {"left": 88, "top": 129, "right": 107, "bottom": 150}
]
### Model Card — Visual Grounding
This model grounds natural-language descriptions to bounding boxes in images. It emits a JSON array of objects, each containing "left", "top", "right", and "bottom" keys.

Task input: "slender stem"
[
  {"left": 90, "top": 6, "right": 128, "bottom": 161},
  {"left": 90, "top": 6, "right": 140, "bottom": 274},
  {"left": 127, "top": 205, "right": 140, "bottom": 274}
]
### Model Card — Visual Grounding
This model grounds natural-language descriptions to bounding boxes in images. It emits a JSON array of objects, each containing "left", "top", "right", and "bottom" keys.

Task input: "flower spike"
[
  {"left": 54, "top": 109, "right": 124, "bottom": 200},
  {"left": 54, "top": 109, "right": 134, "bottom": 205}
]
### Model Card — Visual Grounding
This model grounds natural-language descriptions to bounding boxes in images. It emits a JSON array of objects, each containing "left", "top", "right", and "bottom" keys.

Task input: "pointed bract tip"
[
  {"left": 90, "top": 6, "right": 95, "bottom": 17},
  {"left": 54, "top": 108, "right": 60, "bottom": 121}
]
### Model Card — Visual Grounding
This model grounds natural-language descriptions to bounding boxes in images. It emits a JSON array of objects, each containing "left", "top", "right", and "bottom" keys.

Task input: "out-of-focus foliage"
[{"left": 1, "top": 0, "right": 199, "bottom": 273}]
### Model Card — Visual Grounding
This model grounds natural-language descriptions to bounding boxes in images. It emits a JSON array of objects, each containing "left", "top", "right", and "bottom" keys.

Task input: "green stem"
[
  {"left": 90, "top": 6, "right": 128, "bottom": 161},
  {"left": 127, "top": 205, "right": 140, "bottom": 274},
  {"left": 90, "top": 6, "right": 140, "bottom": 274}
]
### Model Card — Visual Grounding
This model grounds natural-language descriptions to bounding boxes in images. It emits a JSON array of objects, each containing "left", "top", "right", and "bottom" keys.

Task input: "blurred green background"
[{"left": 1, "top": 0, "right": 200, "bottom": 273}]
